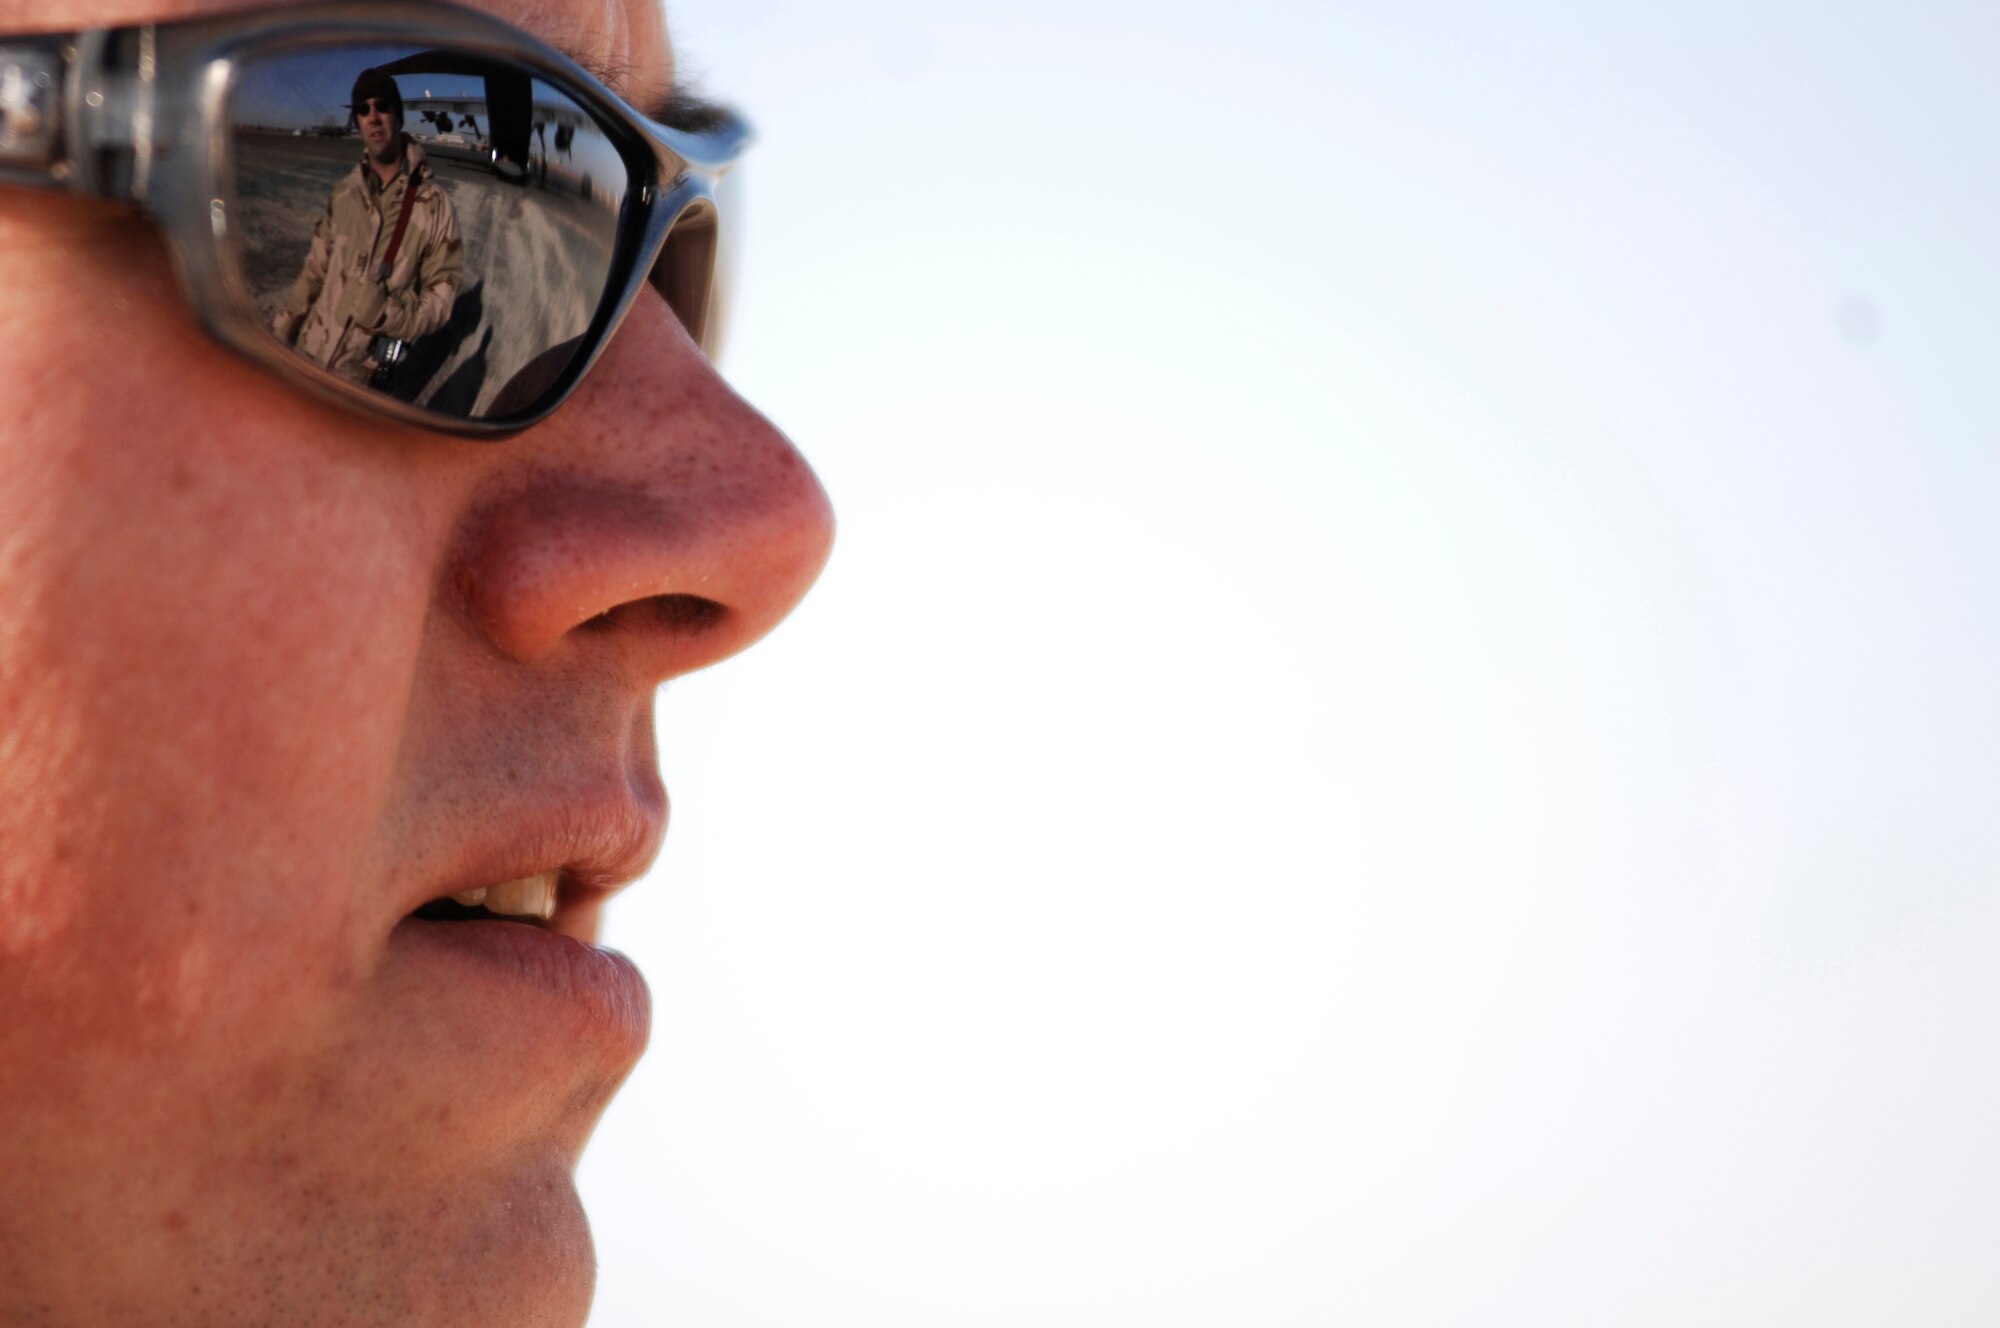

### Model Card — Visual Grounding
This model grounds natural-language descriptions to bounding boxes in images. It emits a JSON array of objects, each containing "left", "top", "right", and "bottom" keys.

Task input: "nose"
[{"left": 455, "top": 298, "right": 834, "bottom": 686}]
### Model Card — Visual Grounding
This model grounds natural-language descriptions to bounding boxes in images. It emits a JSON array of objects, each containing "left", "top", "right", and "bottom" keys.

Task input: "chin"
[{"left": 399, "top": 1157, "right": 600, "bottom": 1327}]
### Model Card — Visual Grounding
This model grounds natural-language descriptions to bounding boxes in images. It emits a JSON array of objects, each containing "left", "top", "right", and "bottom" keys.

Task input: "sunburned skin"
[{"left": 0, "top": 0, "right": 832, "bottom": 1324}]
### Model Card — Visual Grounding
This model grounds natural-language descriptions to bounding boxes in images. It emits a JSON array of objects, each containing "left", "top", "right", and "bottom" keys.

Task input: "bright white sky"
[{"left": 580, "top": 1, "right": 2000, "bottom": 1323}]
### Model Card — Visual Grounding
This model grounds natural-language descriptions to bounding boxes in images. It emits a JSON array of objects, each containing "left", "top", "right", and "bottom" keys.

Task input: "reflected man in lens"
[{"left": 272, "top": 67, "right": 464, "bottom": 387}]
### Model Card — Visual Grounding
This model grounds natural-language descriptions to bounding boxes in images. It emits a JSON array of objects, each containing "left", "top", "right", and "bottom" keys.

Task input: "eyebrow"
[
  {"left": 562, "top": 47, "right": 734, "bottom": 132},
  {"left": 648, "top": 89, "right": 735, "bottom": 133}
]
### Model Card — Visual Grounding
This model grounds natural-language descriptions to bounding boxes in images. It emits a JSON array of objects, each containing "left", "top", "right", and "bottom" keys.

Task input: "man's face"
[
  {"left": 0, "top": 0, "right": 831, "bottom": 1323},
  {"left": 357, "top": 94, "right": 400, "bottom": 161}
]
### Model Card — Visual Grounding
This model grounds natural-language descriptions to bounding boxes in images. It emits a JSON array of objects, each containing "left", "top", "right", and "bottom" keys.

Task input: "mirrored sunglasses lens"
[{"left": 229, "top": 44, "right": 631, "bottom": 422}]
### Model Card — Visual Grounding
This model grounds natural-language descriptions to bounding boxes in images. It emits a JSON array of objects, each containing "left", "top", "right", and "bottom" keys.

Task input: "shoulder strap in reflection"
[{"left": 376, "top": 161, "right": 425, "bottom": 283}]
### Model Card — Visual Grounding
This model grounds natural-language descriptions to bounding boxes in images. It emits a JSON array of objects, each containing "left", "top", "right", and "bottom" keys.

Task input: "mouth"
[
  {"left": 409, "top": 871, "right": 561, "bottom": 925},
  {"left": 383, "top": 789, "right": 665, "bottom": 1086},
  {"left": 392, "top": 864, "right": 651, "bottom": 1070}
]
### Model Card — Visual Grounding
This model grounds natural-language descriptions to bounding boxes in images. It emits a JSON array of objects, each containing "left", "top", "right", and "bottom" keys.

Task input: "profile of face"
[{"left": 0, "top": 0, "right": 831, "bottom": 1323}]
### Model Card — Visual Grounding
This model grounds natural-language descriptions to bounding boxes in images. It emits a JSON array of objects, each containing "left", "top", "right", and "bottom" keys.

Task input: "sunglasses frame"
[{"left": 0, "top": 0, "right": 748, "bottom": 437}]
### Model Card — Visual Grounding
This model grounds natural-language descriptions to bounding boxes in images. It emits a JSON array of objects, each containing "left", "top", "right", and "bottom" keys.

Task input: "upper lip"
[{"left": 399, "top": 791, "right": 665, "bottom": 924}]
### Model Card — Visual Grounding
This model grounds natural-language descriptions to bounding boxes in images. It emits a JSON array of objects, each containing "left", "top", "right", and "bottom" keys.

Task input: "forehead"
[{"left": 0, "top": 0, "right": 675, "bottom": 106}]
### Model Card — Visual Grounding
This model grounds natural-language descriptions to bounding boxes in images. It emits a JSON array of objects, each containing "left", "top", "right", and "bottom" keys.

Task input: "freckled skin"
[{"left": 0, "top": 0, "right": 833, "bottom": 1323}]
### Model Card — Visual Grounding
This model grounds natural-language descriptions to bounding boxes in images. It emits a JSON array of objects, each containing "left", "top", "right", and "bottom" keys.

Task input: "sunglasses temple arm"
[{"left": 0, "top": 28, "right": 158, "bottom": 203}]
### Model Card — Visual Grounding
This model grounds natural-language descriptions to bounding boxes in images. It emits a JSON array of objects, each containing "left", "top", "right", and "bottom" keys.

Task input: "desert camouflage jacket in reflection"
[{"left": 273, "top": 139, "right": 464, "bottom": 384}]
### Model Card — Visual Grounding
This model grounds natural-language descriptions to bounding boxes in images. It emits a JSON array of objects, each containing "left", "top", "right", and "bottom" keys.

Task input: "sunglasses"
[{"left": 0, "top": 0, "right": 747, "bottom": 437}]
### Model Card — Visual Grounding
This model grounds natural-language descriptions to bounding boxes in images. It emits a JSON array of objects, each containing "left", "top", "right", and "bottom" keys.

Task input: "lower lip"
[{"left": 389, "top": 918, "right": 651, "bottom": 1062}]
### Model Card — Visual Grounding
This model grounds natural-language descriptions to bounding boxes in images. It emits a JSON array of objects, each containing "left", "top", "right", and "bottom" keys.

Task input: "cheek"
[{"left": 0, "top": 294, "right": 438, "bottom": 1038}]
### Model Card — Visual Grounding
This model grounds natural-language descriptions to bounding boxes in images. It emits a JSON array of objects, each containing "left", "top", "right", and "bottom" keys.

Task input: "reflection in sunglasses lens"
[{"left": 230, "top": 45, "right": 630, "bottom": 421}]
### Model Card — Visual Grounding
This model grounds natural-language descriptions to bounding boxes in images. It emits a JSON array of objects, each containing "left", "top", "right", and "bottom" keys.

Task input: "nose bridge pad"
[{"left": 650, "top": 199, "right": 719, "bottom": 355}]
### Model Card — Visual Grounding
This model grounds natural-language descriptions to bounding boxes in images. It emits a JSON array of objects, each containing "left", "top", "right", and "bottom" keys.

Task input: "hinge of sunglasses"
[
  {"left": 70, "top": 27, "right": 160, "bottom": 202},
  {"left": 0, "top": 28, "right": 157, "bottom": 201}
]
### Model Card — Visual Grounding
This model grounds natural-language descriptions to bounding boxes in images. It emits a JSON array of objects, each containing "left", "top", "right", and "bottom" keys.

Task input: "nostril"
[
  {"left": 653, "top": 594, "right": 726, "bottom": 632},
  {"left": 579, "top": 593, "right": 726, "bottom": 635}
]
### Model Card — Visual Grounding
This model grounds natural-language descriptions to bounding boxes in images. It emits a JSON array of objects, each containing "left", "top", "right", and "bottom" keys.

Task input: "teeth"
[
  {"left": 482, "top": 872, "right": 559, "bottom": 921},
  {"left": 450, "top": 887, "right": 489, "bottom": 907}
]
